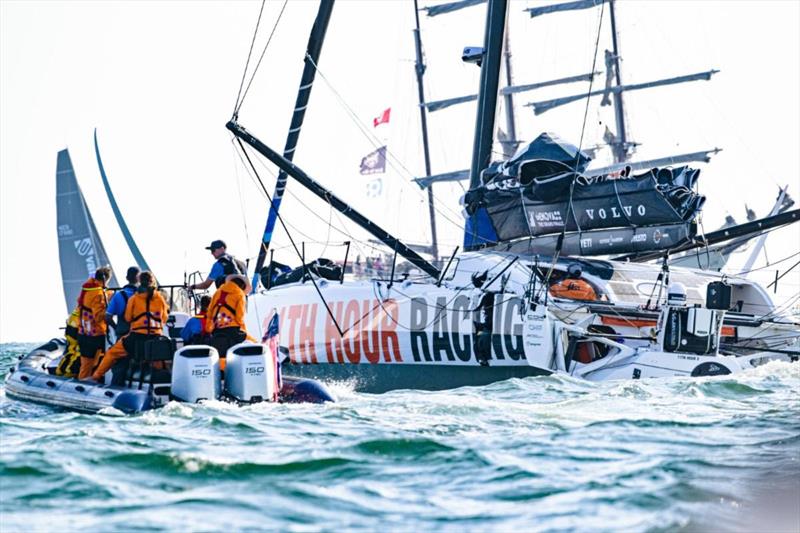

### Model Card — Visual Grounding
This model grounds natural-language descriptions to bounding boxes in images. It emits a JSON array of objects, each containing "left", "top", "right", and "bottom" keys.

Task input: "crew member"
[
  {"left": 549, "top": 264, "right": 598, "bottom": 301},
  {"left": 91, "top": 271, "right": 169, "bottom": 382},
  {"left": 181, "top": 295, "right": 212, "bottom": 345},
  {"left": 470, "top": 271, "right": 493, "bottom": 366},
  {"left": 206, "top": 274, "right": 255, "bottom": 367},
  {"left": 106, "top": 266, "right": 140, "bottom": 340},
  {"left": 55, "top": 307, "right": 82, "bottom": 377},
  {"left": 77, "top": 266, "right": 112, "bottom": 380},
  {"left": 188, "top": 240, "right": 251, "bottom": 293}
]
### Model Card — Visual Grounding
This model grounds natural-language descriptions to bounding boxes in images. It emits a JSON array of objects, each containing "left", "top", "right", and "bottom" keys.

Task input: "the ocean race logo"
[
  {"left": 527, "top": 209, "right": 564, "bottom": 230},
  {"left": 73, "top": 237, "right": 97, "bottom": 276}
]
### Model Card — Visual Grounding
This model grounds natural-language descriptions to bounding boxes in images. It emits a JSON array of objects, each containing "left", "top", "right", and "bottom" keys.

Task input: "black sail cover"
[{"left": 463, "top": 133, "right": 705, "bottom": 255}]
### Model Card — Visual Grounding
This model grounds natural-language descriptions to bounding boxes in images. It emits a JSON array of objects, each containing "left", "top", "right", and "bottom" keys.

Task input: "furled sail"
[
  {"left": 462, "top": 132, "right": 705, "bottom": 253},
  {"left": 56, "top": 149, "right": 118, "bottom": 313}
]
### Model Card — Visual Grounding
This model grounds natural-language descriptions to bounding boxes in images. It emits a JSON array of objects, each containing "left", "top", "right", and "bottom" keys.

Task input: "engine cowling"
[
  {"left": 171, "top": 346, "right": 221, "bottom": 403},
  {"left": 224, "top": 343, "right": 277, "bottom": 403}
]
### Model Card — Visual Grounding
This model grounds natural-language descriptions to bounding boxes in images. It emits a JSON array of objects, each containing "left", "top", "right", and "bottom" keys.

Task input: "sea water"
[{"left": 1, "top": 343, "right": 798, "bottom": 532}]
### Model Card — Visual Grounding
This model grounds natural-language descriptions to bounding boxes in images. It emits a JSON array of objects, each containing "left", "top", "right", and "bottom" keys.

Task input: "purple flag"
[{"left": 360, "top": 146, "right": 387, "bottom": 175}]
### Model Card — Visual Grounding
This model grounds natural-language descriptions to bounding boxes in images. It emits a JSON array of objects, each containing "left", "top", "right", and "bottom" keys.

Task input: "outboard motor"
[
  {"left": 224, "top": 343, "right": 278, "bottom": 403},
  {"left": 171, "top": 345, "right": 221, "bottom": 402}
]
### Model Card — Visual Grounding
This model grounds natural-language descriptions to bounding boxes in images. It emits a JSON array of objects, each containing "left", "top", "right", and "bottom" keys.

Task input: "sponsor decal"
[
  {"left": 580, "top": 238, "right": 592, "bottom": 249},
  {"left": 58, "top": 224, "right": 73, "bottom": 237},
  {"left": 266, "top": 299, "right": 402, "bottom": 365},
  {"left": 598, "top": 235, "right": 624, "bottom": 246},
  {"left": 584, "top": 204, "right": 646, "bottom": 221},
  {"left": 630, "top": 233, "right": 647, "bottom": 243},
  {"left": 527, "top": 210, "right": 564, "bottom": 229},
  {"left": 653, "top": 229, "right": 663, "bottom": 244},
  {"left": 267, "top": 295, "right": 526, "bottom": 365},
  {"left": 73, "top": 237, "right": 97, "bottom": 276}
]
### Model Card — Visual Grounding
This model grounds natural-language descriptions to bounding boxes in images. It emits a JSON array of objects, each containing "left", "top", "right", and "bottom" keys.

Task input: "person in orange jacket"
[
  {"left": 91, "top": 271, "right": 170, "bottom": 383},
  {"left": 206, "top": 274, "right": 255, "bottom": 368},
  {"left": 549, "top": 264, "right": 598, "bottom": 301},
  {"left": 77, "top": 266, "right": 112, "bottom": 380}
]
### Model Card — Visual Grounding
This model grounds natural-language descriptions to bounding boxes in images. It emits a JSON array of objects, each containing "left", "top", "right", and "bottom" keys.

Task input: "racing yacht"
[{"left": 224, "top": 0, "right": 798, "bottom": 393}]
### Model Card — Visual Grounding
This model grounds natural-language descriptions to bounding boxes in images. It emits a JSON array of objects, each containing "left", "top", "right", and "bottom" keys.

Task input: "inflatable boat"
[{"left": 4, "top": 337, "right": 334, "bottom": 414}]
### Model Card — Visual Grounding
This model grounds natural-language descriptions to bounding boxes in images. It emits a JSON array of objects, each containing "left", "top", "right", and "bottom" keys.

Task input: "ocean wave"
[{"left": 2, "top": 343, "right": 798, "bottom": 531}]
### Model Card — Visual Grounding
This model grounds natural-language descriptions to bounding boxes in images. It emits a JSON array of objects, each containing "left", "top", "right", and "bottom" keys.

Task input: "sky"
[{"left": 1, "top": 0, "right": 799, "bottom": 342}]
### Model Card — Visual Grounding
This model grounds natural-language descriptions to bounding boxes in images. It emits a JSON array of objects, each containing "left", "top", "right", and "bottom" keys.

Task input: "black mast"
[
  {"left": 608, "top": 0, "right": 628, "bottom": 163},
  {"left": 465, "top": 0, "right": 508, "bottom": 250},
  {"left": 227, "top": 121, "right": 441, "bottom": 280},
  {"left": 412, "top": 0, "right": 439, "bottom": 261},
  {"left": 249, "top": 0, "right": 335, "bottom": 290}
]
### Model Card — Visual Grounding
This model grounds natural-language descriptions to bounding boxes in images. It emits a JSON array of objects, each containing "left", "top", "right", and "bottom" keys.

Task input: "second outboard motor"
[
  {"left": 224, "top": 343, "right": 278, "bottom": 403},
  {"left": 171, "top": 346, "right": 221, "bottom": 403}
]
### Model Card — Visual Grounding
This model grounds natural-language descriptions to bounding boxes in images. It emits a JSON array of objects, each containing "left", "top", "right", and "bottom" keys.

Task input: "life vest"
[
  {"left": 56, "top": 308, "right": 82, "bottom": 377},
  {"left": 126, "top": 290, "right": 169, "bottom": 335},
  {"left": 214, "top": 254, "right": 246, "bottom": 285},
  {"left": 208, "top": 280, "right": 247, "bottom": 332},
  {"left": 549, "top": 279, "right": 598, "bottom": 301},
  {"left": 65, "top": 307, "right": 80, "bottom": 339},
  {"left": 77, "top": 278, "right": 109, "bottom": 336}
]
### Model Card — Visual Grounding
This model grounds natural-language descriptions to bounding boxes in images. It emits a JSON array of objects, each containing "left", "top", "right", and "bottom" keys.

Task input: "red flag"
[{"left": 373, "top": 107, "right": 391, "bottom": 127}]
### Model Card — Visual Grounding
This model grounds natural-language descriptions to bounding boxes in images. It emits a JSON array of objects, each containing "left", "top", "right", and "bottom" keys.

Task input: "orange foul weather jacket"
[
  {"left": 77, "top": 278, "right": 110, "bottom": 336},
  {"left": 206, "top": 280, "right": 248, "bottom": 334},
  {"left": 125, "top": 290, "right": 170, "bottom": 334},
  {"left": 91, "top": 290, "right": 170, "bottom": 381}
]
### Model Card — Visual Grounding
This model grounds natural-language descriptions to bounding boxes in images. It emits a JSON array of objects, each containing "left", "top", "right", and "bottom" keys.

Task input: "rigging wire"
[
  {"left": 233, "top": 136, "right": 345, "bottom": 335},
  {"left": 736, "top": 250, "right": 800, "bottom": 276},
  {"left": 233, "top": 0, "right": 267, "bottom": 117},
  {"left": 539, "top": 1, "right": 607, "bottom": 296},
  {"left": 303, "top": 53, "right": 470, "bottom": 232},
  {"left": 234, "top": 138, "right": 393, "bottom": 260},
  {"left": 231, "top": 139, "right": 365, "bottom": 255},
  {"left": 234, "top": 0, "right": 290, "bottom": 117},
  {"left": 231, "top": 140, "right": 253, "bottom": 252}
]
